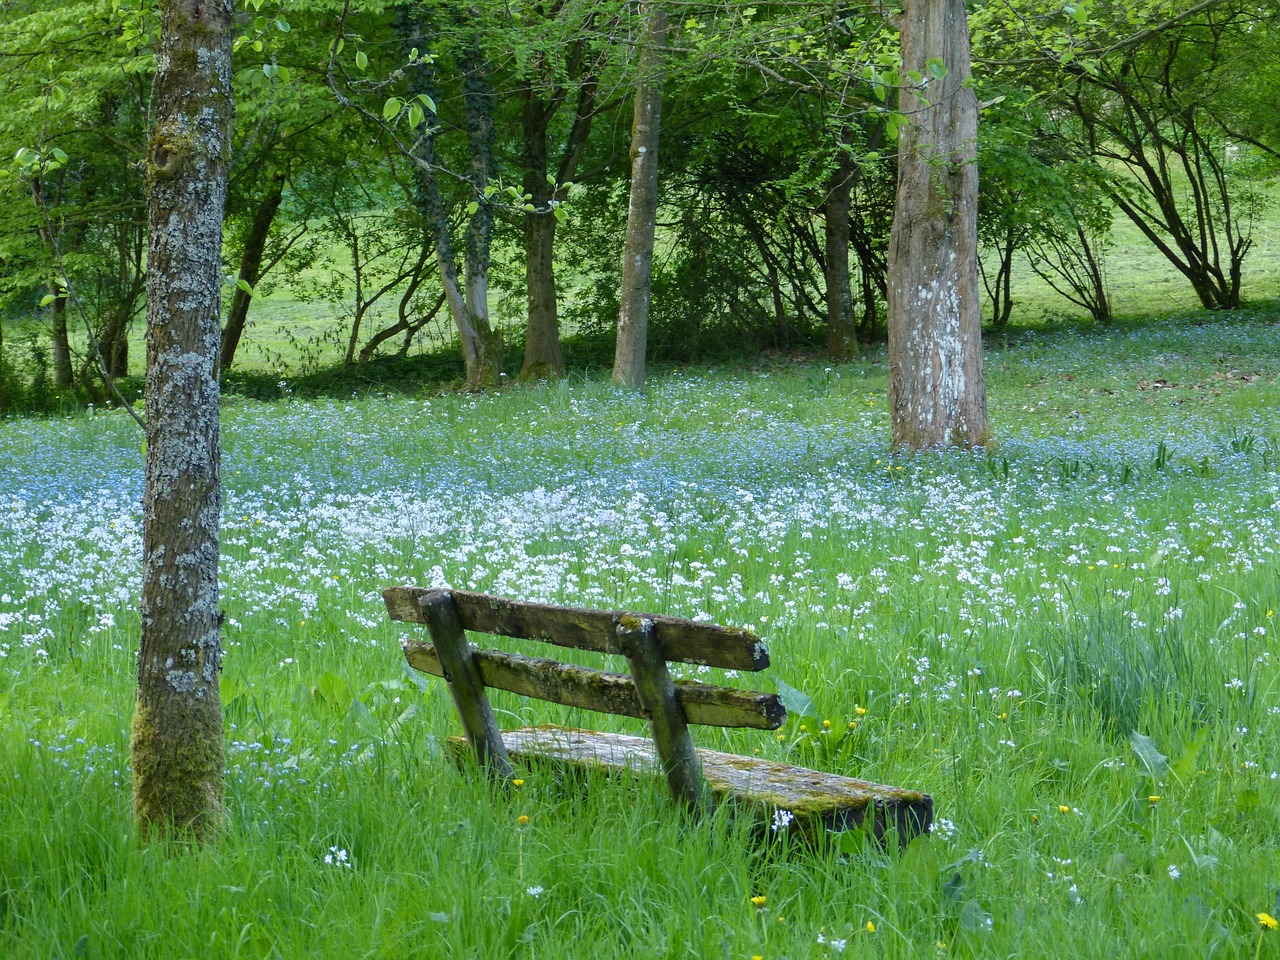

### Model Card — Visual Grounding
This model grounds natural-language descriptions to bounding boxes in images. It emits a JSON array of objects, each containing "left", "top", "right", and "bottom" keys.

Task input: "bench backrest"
[{"left": 384, "top": 586, "right": 787, "bottom": 810}]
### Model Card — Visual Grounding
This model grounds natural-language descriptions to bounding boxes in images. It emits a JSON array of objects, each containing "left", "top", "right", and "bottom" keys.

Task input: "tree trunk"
[
  {"left": 460, "top": 43, "right": 501, "bottom": 390},
  {"left": 519, "top": 92, "right": 563, "bottom": 381},
  {"left": 825, "top": 140, "right": 859, "bottom": 361},
  {"left": 50, "top": 283, "right": 72, "bottom": 390},
  {"left": 886, "top": 0, "right": 988, "bottom": 448},
  {"left": 520, "top": 75, "right": 597, "bottom": 381},
  {"left": 220, "top": 172, "right": 285, "bottom": 377},
  {"left": 132, "top": 0, "right": 232, "bottom": 842},
  {"left": 613, "top": 2, "right": 666, "bottom": 390}
]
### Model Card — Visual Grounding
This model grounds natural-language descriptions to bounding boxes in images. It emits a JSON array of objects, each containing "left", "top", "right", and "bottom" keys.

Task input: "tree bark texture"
[
  {"left": 50, "top": 285, "right": 72, "bottom": 389},
  {"left": 886, "top": 0, "right": 988, "bottom": 449},
  {"left": 219, "top": 172, "right": 285, "bottom": 376},
  {"left": 132, "top": 0, "right": 232, "bottom": 841},
  {"left": 824, "top": 141, "right": 859, "bottom": 361},
  {"left": 520, "top": 94, "right": 563, "bottom": 381},
  {"left": 613, "top": 2, "right": 666, "bottom": 390}
]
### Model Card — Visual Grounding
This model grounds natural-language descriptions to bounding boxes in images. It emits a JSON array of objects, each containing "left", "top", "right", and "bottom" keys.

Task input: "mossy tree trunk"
[
  {"left": 886, "top": 0, "right": 988, "bottom": 449},
  {"left": 612, "top": 1, "right": 666, "bottom": 390},
  {"left": 132, "top": 0, "right": 232, "bottom": 842}
]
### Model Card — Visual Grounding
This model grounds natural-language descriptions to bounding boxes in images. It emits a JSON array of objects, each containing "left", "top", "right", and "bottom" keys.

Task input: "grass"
[{"left": 2, "top": 307, "right": 1280, "bottom": 958}]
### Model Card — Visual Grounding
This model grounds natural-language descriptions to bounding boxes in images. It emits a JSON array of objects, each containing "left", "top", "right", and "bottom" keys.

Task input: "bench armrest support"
[
  {"left": 618, "top": 617, "right": 709, "bottom": 813},
  {"left": 420, "top": 589, "right": 514, "bottom": 780}
]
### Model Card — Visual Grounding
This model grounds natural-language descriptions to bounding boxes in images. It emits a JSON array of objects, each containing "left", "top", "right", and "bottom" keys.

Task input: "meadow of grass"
[{"left": 2, "top": 307, "right": 1279, "bottom": 958}]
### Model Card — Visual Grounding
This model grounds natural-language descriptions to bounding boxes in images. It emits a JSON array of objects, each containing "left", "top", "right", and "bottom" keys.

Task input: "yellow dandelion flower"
[
  {"left": 1058, "top": 805, "right": 1071, "bottom": 813},
  {"left": 822, "top": 719, "right": 831, "bottom": 729},
  {"left": 512, "top": 779, "right": 525, "bottom": 787},
  {"left": 1259, "top": 912, "right": 1279, "bottom": 931},
  {"left": 1148, "top": 795, "right": 1161, "bottom": 804},
  {"left": 750, "top": 895, "right": 767, "bottom": 908},
  {"left": 866, "top": 921, "right": 877, "bottom": 933},
  {"left": 855, "top": 706, "right": 867, "bottom": 716},
  {"left": 518, "top": 815, "right": 529, "bottom": 826}
]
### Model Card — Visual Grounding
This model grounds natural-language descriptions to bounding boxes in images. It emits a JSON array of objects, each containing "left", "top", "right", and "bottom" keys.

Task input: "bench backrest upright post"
[
  {"left": 616, "top": 617, "right": 709, "bottom": 813},
  {"left": 419, "top": 590, "right": 513, "bottom": 779}
]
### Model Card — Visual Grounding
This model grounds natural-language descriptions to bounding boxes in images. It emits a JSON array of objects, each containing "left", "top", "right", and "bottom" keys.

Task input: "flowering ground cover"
[{"left": 1, "top": 312, "right": 1279, "bottom": 958}]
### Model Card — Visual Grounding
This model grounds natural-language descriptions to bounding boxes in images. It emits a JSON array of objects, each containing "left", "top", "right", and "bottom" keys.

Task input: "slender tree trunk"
[
  {"left": 460, "top": 43, "right": 501, "bottom": 390},
  {"left": 50, "top": 283, "right": 72, "bottom": 389},
  {"left": 220, "top": 172, "right": 285, "bottom": 376},
  {"left": 397, "top": 11, "right": 499, "bottom": 391},
  {"left": 131, "top": 0, "right": 232, "bottom": 842},
  {"left": 886, "top": 0, "right": 988, "bottom": 448},
  {"left": 520, "top": 76, "right": 597, "bottom": 381},
  {"left": 613, "top": 1, "right": 666, "bottom": 389},
  {"left": 825, "top": 139, "right": 859, "bottom": 361}
]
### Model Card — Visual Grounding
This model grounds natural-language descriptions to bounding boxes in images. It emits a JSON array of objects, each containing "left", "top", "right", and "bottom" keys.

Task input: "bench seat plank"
[
  {"left": 386, "top": 586, "right": 770, "bottom": 672},
  {"left": 405, "top": 640, "right": 786, "bottom": 730},
  {"left": 464, "top": 726, "right": 932, "bottom": 843}
]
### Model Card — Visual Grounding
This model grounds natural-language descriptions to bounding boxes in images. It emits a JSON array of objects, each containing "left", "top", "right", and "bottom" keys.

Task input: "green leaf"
[
  {"left": 1130, "top": 731, "right": 1168, "bottom": 779},
  {"left": 408, "top": 104, "right": 424, "bottom": 129},
  {"left": 234, "top": 278, "right": 254, "bottom": 296},
  {"left": 275, "top": 18, "right": 290, "bottom": 32},
  {"left": 959, "top": 901, "right": 993, "bottom": 934},
  {"left": 40, "top": 294, "right": 56, "bottom": 307},
  {"left": 262, "top": 63, "right": 276, "bottom": 79},
  {"left": 382, "top": 97, "right": 402, "bottom": 122},
  {"left": 51, "top": 147, "right": 68, "bottom": 163},
  {"left": 417, "top": 93, "right": 436, "bottom": 114},
  {"left": 1170, "top": 727, "right": 1211, "bottom": 785},
  {"left": 220, "top": 673, "right": 247, "bottom": 706},
  {"left": 465, "top": 200, "right": 479, "bottom": 216},
  {"left": 775, "top": 678, "right": 817, "bottom": 720},
  {"left": 277, "top": 65, "right": 290, "bottom": 83},
  {"left": 356, "top": 50, "right": 368, "bottom": 71}
]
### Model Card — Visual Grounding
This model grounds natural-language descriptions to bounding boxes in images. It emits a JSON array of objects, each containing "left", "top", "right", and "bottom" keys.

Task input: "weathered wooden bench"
[{"left": 384, "top": 586, "right": 932, "bottom": 843}]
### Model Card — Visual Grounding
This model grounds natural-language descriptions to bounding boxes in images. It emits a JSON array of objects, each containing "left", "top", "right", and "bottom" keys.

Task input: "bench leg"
[
  {"left": 617, "top": 617, "right": 709, "bottom": 813},
  {"left": 419, "top": 590, "right": 514, "bottom": 780}
]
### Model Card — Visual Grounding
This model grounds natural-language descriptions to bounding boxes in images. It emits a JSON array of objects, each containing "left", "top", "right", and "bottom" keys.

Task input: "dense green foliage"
[{"left": 1, "top": 0, "right": 1277, "bottom": 402}]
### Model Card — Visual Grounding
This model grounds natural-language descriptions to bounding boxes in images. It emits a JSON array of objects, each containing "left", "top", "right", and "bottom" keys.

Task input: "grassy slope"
[{"left": 1, "top": 308, "right": 1279, "bottom": 958}]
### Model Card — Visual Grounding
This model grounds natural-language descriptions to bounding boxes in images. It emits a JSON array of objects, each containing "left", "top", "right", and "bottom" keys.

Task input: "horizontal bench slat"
[
  {"left": 455, "top": 727, "right": 932, "bottom": 843},
  {"left": 385, "top": 586, "right": 769, "bottom": 672},
  {"left": 405, "top": 640, "right": 785, "bottom": 730}
]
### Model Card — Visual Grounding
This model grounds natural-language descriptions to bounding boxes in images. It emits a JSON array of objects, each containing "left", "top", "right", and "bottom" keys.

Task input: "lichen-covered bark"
[
  {"left": 132, "top": 0, "right": 232, "bottom": 841},
  {"left": 613, "top": 1, "right": 666, "bottom": 390},
  {"left": 886, "top": 0, "right": 989, "bottom": 449}
]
